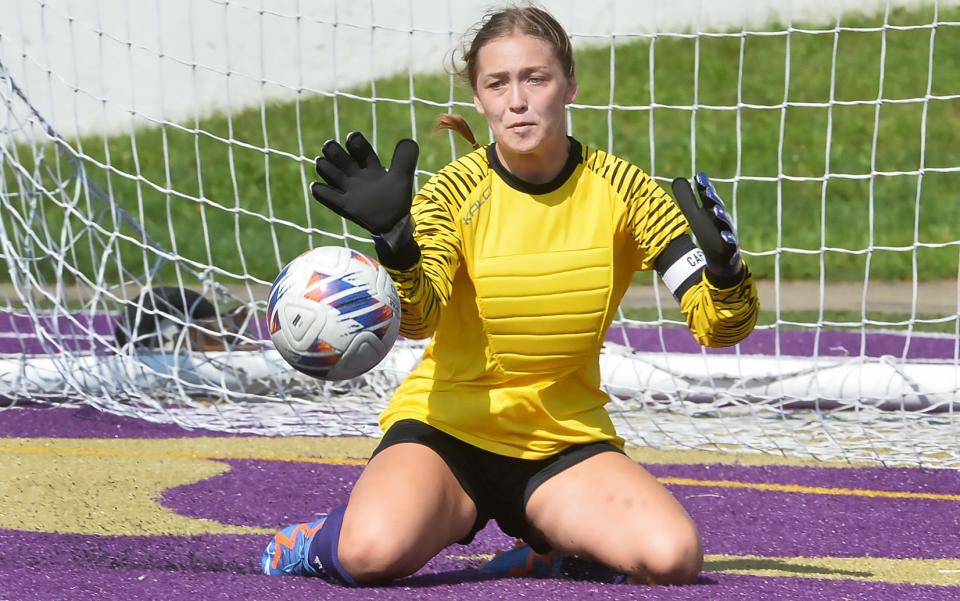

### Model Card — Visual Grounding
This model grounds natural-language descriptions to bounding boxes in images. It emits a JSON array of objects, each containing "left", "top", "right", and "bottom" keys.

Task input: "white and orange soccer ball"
[{"left": 266, "top": 246, "right": 401, "bottom": 380}]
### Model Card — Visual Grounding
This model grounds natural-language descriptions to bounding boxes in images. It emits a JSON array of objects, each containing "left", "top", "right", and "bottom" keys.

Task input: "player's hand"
[
  {"left": 311, "top": 132, "right": 419, "bottom": 251},
  {"left": 671, "top": 172, "right": 743, "bottom": 285}
]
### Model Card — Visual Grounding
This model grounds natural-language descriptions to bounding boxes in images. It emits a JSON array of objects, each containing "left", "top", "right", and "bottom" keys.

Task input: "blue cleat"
[
  {"left": 479, "top": 541, "right": 626, "bottom": 583},
  {"left": 261, "top": 517, "right": 327, "bottom": 577},
  {"left": 479, "top": 540, "right": 558, "bottom": 578}
]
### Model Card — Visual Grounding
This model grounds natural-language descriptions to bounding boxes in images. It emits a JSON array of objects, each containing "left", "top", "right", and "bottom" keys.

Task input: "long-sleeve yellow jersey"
[{"left": 380, "top": 139, "right": 759, "bottom": 459}]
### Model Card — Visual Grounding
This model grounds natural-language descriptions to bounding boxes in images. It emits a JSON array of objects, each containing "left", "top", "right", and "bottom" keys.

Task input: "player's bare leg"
[
  {"left": 337, "top": 443, "right": 478, "bottom": 583},
  {"left": 524, "top": 451, "right": 703, "bottom": 585}
]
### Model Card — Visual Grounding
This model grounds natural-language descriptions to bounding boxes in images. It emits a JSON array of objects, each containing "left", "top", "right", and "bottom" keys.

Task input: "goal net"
[{"left": 2, "top": 0, "right": 959, "bottom": 467}]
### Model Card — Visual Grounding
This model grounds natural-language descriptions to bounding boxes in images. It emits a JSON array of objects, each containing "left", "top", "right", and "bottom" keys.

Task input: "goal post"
[{"left": 1, "top": 0, "right": 959, "bottom": 466}]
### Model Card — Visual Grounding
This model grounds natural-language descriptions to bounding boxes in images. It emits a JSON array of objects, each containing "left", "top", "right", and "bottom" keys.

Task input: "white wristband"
[{"left": 661, "top": 248, "right": 705, "bottom": 295}]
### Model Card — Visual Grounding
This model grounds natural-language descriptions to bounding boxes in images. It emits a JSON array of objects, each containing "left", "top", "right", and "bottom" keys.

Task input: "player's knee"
[
  {"left": 337, "top": 517, "right": 415, "bottom": 583},
  {"left": 628, "top": 524, "right": 703, "bottom": 585},
  {"left": 337, "top": 528, "right": 396, "bottom": 582}
]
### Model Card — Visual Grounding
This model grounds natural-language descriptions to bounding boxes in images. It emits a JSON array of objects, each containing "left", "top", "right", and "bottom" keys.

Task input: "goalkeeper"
[{"left": 263, "top": 4, "right": 758, "bottom": 587}]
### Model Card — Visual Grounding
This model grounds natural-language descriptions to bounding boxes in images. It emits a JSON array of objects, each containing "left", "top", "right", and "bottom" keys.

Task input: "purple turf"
[
  {"left": 644, "top": 463, "right": 960, "bottom": 496},
  {"left": 161, "top": 459, "right": 960, "bottom": 560},
  {"left": 683, "top": 487, "right": 959, "bottom": 559},
  {"left": 653, "top": 464, "right": 960, "bottom": 556},
  {"left": 0, "top": 530, "right": 957, "bottom": 601},
  {"left": 607, "top": 323, "right": 960, "bottom": 360},
  {"left": 2, "top": 310, "right": 956, "bottom": 359},
  {"left": 0, "top": 405, "right": 233, "bottom": 438},
  {"left": 3, "top": 407, "right": 960, "bottom": 599},
  {"left": 161, "top": 460, "right": 364, "bottom": 528}
]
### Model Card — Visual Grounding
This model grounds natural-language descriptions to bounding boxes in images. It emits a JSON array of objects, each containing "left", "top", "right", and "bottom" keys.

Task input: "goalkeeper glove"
[
  {"left": 671, "top": 172, "right": 743, "bottom": 287},
  {"left": 311, "top": 132, "right": 420, "bottom": 269}
]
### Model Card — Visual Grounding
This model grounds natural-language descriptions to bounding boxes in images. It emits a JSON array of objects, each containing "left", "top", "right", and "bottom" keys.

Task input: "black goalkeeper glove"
[
  {"left": 311, "top": 132, "right": 420, "bottom": 268},
  {"left": 671, "top": 172, "right": 744, "bottom": 287}
]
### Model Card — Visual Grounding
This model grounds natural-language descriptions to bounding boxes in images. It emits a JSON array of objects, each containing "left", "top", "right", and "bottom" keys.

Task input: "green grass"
[{"left": 4, "top": 4, "right": 959, "bottom": 288}]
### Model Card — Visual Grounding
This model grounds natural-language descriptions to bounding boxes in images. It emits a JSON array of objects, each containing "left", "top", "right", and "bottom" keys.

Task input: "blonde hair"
[{"left": 435, "top": 5, "right": 575, "bottom": 149}]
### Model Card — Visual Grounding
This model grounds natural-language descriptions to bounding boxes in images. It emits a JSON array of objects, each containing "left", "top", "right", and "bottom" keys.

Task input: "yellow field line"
[
  {"left": 3, "top": 442, "right": 958, "bottom": 501},
  {"left": 658, "top": 476, "right": 960, "bottom": 502},
  {"left": 0, "top": 443, "right": 367, "bottom": 465}
]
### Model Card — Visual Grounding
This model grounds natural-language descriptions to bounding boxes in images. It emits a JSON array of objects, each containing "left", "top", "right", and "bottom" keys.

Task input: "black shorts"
[{"left": 371, "top": 419, "right": 625, "bottom": 553}]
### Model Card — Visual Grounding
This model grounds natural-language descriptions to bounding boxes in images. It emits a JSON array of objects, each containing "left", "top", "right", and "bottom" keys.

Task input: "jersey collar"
[{"left": 486, "top": 137, "right": 583, "bottom": 195}]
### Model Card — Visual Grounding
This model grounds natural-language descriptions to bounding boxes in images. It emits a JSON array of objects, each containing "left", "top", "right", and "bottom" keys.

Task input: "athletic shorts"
[{"left": 371, "top": 418, "right": 625, "bottom": 553}]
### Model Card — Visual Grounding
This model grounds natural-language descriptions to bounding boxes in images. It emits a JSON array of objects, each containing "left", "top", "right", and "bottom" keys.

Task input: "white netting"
[{"left": 1, "top": 0, "right": 959, "bottom": 467}]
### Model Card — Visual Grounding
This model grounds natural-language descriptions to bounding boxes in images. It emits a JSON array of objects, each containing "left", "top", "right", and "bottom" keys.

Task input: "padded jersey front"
[{"left": 381, "top": 139, "right": 756, "bottom": 458}]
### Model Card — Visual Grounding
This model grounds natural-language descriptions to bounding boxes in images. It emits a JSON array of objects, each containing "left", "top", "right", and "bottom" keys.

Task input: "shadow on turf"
[{"left": 396, "top": 569, "right": 719, "bottom": 588}]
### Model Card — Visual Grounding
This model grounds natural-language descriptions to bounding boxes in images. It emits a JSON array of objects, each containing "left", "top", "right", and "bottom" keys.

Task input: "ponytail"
[{"left": 434, "top": 113, "right": 481, "bottom": 150}]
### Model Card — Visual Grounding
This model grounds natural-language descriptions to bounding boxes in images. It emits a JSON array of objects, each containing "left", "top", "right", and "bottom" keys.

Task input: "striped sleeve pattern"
[
  {"left": 586, "top": 146, "right": 759, "bottom": 348},
  {"left": 584, "top": 147, "right": 688, "bottom": 271},
  {"left": 680, "top": 267, "right": 760, "bottom": 347},
  {"left": 384, "top": 150, "right": 486, "bottom": 339}
]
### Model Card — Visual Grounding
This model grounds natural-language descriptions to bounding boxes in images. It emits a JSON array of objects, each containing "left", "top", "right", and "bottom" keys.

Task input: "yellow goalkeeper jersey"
[{"left": 381, "top": 139, "right": 758, "bottom": 459}]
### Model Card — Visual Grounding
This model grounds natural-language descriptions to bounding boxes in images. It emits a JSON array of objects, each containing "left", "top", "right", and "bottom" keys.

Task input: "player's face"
[{"left": 472, "top": 33, "right": 578, "bottom": 158}]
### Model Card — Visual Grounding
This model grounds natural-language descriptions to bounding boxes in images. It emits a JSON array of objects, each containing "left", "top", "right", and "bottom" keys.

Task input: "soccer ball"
[{"left": 266, "top": 246, "right": 401, "bottom": 380}]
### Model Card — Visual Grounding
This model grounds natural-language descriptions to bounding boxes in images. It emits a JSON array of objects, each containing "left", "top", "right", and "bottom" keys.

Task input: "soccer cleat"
[
  {"left": 479, "top": 539, "right": 558, "bottom": 578},
  {"left": 261, "top": 517, "right": 327, "bottom": 577},
  {"left": 479, "top": 540, "right": 626, "bottom": 584}
]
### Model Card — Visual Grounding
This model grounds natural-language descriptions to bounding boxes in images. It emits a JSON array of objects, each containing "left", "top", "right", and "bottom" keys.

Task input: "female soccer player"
[{"left": 262, "top": 5, "right": 758, "bottom": 586}]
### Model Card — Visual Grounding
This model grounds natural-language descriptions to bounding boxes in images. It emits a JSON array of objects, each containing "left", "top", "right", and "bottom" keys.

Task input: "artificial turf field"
[{"left": 1, "top": 405, "right": 958, "bottom": 600}]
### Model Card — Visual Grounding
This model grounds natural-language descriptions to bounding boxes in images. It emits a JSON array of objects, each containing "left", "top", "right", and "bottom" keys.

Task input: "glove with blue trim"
[{"left": 671, "top": 172, "right": 743, "bottom": 287}]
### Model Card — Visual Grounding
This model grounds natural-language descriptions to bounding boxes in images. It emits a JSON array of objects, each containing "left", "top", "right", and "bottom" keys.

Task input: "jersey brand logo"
[{"left": 462, "top": 186, "right": 491, "bottom": 224}]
